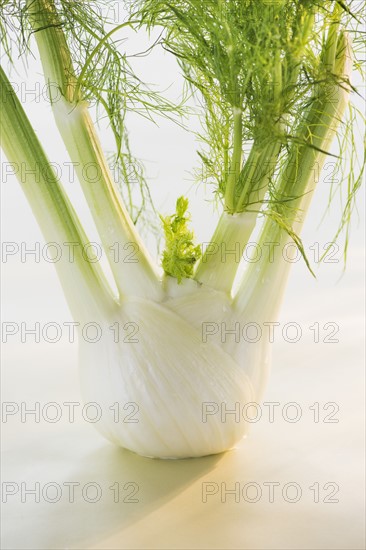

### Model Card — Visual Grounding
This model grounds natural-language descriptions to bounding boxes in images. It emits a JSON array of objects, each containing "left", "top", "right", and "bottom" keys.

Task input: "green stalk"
[
  {"left": 224, "top": 108, "right": 243, "bottom": 212},
  {"left": 234, "top": 30, "right": 352, "bottom": 316},
  {"left": 194, "top": 210, "right": 257, "bottom": 294},
  {"left": 235, "top": 145, "right": 262, "bottom": 212},
  {"left": 28, "top": 0, "right": 162, "bottom": 300},
  {"left": 0, "top": 66, "right": 115, "bottom": 319},
  {"left": 195, "top": 137, "right": 282, "bottom": 293},
  {"left": 235, "top": 138, "right": 283, "bottom": 212},
  {"left": 273, "top": 47, "right": 282, "bottom": 117}
]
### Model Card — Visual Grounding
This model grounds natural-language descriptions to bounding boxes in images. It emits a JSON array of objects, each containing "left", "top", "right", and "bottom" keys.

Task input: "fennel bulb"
[
  {"left": 79, "top": 285, "right": 254, "bottom": 459},
  {"left": 76, "top": 208, "right": 304, "bottom": 459},
  {"left": 0, "top": 0, "right": 364, "bottom": 458}
]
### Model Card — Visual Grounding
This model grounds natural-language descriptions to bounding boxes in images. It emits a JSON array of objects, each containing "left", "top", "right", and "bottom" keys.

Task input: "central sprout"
[{"left": 161, "top": 197, "right": 202, "bottom": 283}]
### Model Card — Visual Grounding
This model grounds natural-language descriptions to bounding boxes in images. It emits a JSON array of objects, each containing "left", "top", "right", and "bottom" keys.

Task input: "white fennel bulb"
[{"left": 79, "top": 284, "right": 255, "bottom": 459}]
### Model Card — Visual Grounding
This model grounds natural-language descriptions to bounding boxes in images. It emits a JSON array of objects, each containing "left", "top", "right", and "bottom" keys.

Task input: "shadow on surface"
[{"left": 40, "top": 441, "right": 223, "bottom": 549}]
